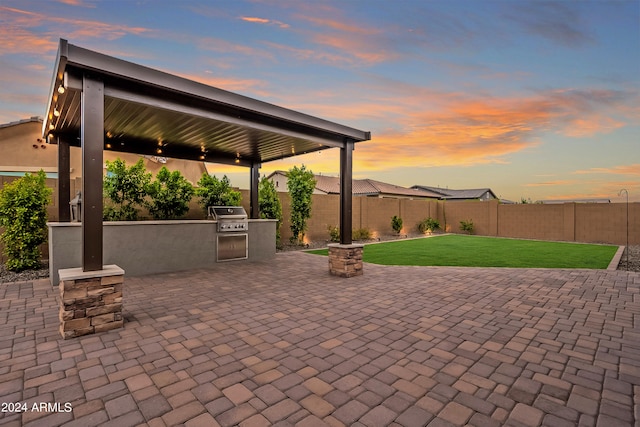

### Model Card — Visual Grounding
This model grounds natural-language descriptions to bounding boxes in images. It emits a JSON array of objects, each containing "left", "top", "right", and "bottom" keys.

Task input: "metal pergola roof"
[
  {"left": 44, "top": 40, "right": 370, "bottom": 167},
  {"left": 44, "top": 39, "right": 370, "bottom": 272}
]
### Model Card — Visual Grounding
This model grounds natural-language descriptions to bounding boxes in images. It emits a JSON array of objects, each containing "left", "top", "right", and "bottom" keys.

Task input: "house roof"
[
  {"left": 0, "top": 116, "right": 42, "bottom": 129},
  {"left": 44, "top": 39, "right": 370, "bottom": 167},
  {"left": 271, "top": 171, "right": 440, "bottom": 198},
  {"left": 537, "top": 198, "right": 611, "bottom": 204},
  {"left": 411, "top": 185, "right": 497, "bottom": 200}
]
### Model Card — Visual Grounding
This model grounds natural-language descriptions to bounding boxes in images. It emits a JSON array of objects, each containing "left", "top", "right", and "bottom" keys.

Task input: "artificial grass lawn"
[{"left": 308, "top": 235, "right": 618, "bottom": 269}]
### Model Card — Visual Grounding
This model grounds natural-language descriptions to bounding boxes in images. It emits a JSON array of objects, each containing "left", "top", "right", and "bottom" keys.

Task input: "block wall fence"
[
  {"left": 1, "top": 178, "right": 637, "bottom": 263},
  {"left": 274, "top": 195, "right": 638, "bottom": 247}
]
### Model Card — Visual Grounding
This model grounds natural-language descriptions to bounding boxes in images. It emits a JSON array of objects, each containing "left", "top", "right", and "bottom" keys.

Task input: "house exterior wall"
[{"left": 268, "top": 171, "right": 325, "bottom": 194}]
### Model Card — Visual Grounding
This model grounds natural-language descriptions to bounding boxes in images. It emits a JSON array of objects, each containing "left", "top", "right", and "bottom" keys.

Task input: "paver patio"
[{"left": 1, "top": 252, "right": 639, "bottom": 426}]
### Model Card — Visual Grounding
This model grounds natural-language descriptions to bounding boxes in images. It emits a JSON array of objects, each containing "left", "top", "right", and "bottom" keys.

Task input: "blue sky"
[{"left": 1, "top": 0, "right": 638, "bottom": 201}]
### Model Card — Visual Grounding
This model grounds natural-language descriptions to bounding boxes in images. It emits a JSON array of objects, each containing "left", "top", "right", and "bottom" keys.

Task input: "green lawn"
[{"left": 308, "top": 235, "right": 618, "bottom": 269}]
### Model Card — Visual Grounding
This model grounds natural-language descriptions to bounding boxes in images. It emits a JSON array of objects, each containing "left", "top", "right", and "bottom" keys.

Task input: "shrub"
[
  {"left": 352, "top": 228, "right": 371, "bottom": 241},
  {"left": 328, "top": 225, "right": 340, "bottom": 242},
  {"left": 418, "top": 217, "right": 440, "bottom": 234},
  {"left": 327, "top": 226, "right": 372, "bottom": 242},
  {"left": 0, "top": 170, "right": 52, "bottom": 271},
  {"left": 259, "top": 176, "right": 283, "bottom": 244},
  {"left": 460, "top": 219, "right": 474, "bottom": 234},
  {"left": 391, "top": 215, "right": 403, "bottom": 234},
  {"left": 287, "top": 165, "right": 316, "bottom": 244},
  {"left": 196, "top": 174, "right": 242, "bottom": 212},
  {"left": 146, "top": 167, "right": 194, "bottom": 219},
  {"left": 103, "top": 158, "right": 151, "bottom": 221}
]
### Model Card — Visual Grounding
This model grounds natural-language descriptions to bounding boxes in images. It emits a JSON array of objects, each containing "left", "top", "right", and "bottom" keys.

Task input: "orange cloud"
[
  {"left": 240, "top": 16, "right": 289, "bottom": 28},
  {"left": 266, "top": 81, "right": 636, "bottom": 173},
  {"left": 196, "top": 37, "right": 274, "bottom": 62},
  {"left": 261, "top": 41, "right": 353, "bottom": 66},
  {"left": 281, "top": 6, "right": 400, "bottom": 65},
  {"left": 0, "top": 6, "right": 150, "bottom": 55},
  {"left": 525, "top": 180, "right": 579, "bottom": 187},
  {"left": 57, "top": 0, "right": 96, "bottom": 7},
  {"left": 173, "top": 72, "right": 266, "bottom": 93},
  {"left": 574, "top": 164, "right": 640, "bottom": 176}
]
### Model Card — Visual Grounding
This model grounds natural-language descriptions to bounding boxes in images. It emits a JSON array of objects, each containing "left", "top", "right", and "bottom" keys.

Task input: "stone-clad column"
[
  {"left": 58, "top": 264, "right": 124, "bottom": 339},
  {"left": 328, "top": 243, "right": 364, "bottom": 277}
]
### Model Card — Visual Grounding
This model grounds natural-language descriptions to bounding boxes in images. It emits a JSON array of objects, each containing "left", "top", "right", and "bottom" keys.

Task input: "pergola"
[{"left": 44, "top": 39, "right": 370, "bottom": 273}]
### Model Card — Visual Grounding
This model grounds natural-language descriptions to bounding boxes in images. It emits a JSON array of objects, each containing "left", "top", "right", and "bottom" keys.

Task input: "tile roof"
[
  {"left": 412, "top": 185, "right": 496, "bottom": 200},
  {"left": 271, "top": 171, "right": 439, "bottom": 198}
]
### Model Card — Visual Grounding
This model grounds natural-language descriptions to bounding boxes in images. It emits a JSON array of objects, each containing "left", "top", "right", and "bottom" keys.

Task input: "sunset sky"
[{"left": 1, "top": 0, "right": 638, "bottom": 202}]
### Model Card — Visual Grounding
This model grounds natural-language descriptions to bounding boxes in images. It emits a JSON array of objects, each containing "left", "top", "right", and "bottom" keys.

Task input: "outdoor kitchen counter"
[{"left": 47, "top": 219, "right": 277, "bottom": 286}]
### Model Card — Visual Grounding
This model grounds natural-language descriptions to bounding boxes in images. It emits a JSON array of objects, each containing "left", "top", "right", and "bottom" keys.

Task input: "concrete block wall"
[
  {"left": 497, "top": 204, "right": 565, "bottom": 241},
  {"left": 275, "top": 195, "right": 638, "bottom": 246}
]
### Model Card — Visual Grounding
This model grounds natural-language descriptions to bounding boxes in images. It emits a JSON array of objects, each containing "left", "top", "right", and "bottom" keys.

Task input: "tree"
[
  {"left": 196, "top": 173, "right": 241, "bottom": 212},
  {"left": 103, "top": 158, "right": 152, "bottom": 221},
  {"left": 258, "top": 176, "right": 283, "bottom": 244},
  {"left": 146, "top": 167, "right": 194, "bottom": 220},
  {"left": 0, "top": 170, "right": 52, "bottom": 271},
  {"left": 287, "top": 165, "right": 316, "bottom": 244}
]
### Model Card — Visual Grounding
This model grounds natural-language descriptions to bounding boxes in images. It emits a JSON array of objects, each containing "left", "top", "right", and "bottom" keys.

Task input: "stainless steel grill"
[
  {"left": 208, "top": 206, "right": 248, "bottom": 262},
  {"left": 208, "top": 206, "right": 249, "bottom": 232}
]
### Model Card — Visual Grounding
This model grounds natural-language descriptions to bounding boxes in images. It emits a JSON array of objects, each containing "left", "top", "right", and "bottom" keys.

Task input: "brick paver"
[{"left": 1, "top": 251, "right": 639, "bottom": 426}]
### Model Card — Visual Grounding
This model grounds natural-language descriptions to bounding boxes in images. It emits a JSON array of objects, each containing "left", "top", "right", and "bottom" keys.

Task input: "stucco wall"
[{"left": 48, "top": 219, "right": 276, "bottom": 285}]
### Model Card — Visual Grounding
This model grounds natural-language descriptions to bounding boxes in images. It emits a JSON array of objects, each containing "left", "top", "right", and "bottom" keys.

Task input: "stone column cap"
[
  {"left": 59, "top": 264, "right": 125, "bottom": 282},
  {"left": 328, "top": 243, "right": 365, "bottom": 249}
]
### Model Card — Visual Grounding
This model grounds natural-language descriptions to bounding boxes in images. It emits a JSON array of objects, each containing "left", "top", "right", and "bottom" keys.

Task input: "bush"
[
  {"left": 196, "top": 174, "right": 241, "bottom": 212},
  {"left": 391, "top": 215, "right": 403, "bottom": 234},
  {"left": 0, "top": 170, "right": 52, "bottom": 271},
  {"left": 146, "top": 167, "right": 194, "bottom": 220},
  {"left": 418, "top": 217, "right": 440, "bottom": 234},
  {"left": 327, "top": 226, "right": 372, "bottom": 242},
  {"left": 460, "top": 219, "right": 474, "bottom": 234},
  {"left": 328, "top": 225, "right": 340, "bottom": 242},
  {"left": 103, "top": 158, "right": 151, "bottom": 221},
  {"left": 352, "top": 228, "right": 371, "bottom": 241},
  {"left": 259, "top": 176, "right": 283, "bottom": 244}
]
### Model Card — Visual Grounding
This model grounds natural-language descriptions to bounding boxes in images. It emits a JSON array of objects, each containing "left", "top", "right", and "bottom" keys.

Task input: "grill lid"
[{"left": 208, "top": 206, "right": 247, "bottom": 220}]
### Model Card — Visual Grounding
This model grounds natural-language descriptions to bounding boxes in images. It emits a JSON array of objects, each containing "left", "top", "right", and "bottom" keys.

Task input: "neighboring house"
[
  {"left": 267, "top": 171, "right": 440, "bottom": 199},
  {"left": 537, "top": 198, "right": 611, "bottom": 204},
  {"left": 411, "top": 185, "right": 497, "bottom": 201},
  {"left": 0, "top": 117, "right": 64, "bottom": 178},
  {"left": 0, "top": 117, "right": 207, "bottom": 185}
]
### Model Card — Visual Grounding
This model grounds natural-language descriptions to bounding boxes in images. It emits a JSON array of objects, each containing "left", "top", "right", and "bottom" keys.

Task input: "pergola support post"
[
  {"left": 328, "top": 139, "right": 363, "bottom": 277},
  {"left": 339, "top": 140, "right": 354, "bottom": 245},
  {"left": 57, "top": 73, "right": 124, "bottom": 339},
  {"left": 57, "top": 135, "right": 71, "bottom": 222},
  {"left": 250, "top": 162, "right": 260, "bottom": 219},
  {"left": 81, "top": 74, "right": 104, "bottom": 271}
]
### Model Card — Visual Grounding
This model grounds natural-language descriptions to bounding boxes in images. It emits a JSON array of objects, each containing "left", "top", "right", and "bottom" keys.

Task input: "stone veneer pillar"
[
  {"left": 58, "top": 264, "right": 125, "bottom": 339},
  {"left": 328, "top": 243, "right": 364, "bottom": 277}
]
